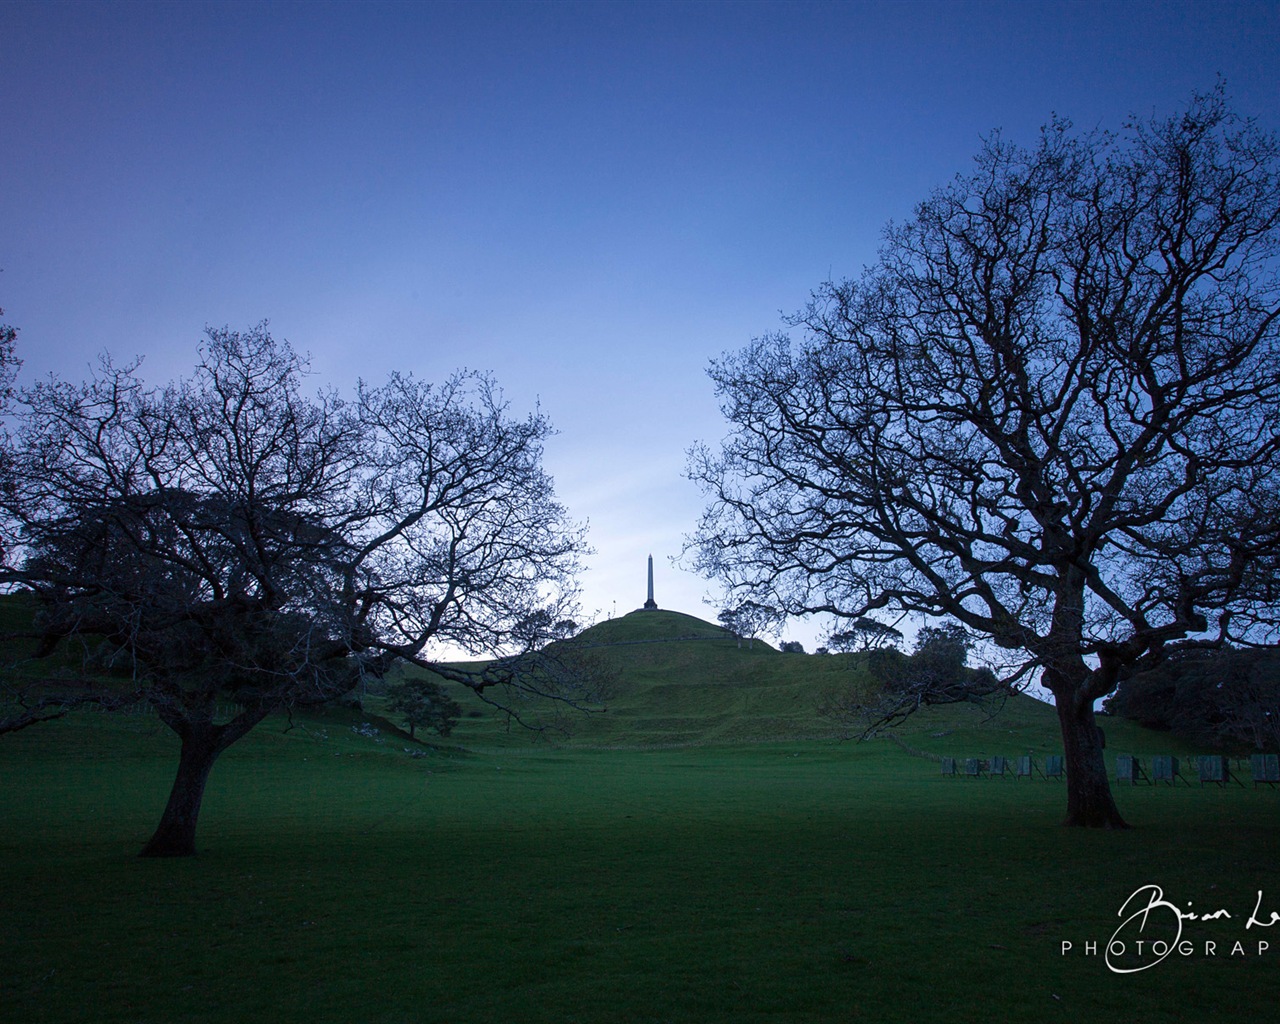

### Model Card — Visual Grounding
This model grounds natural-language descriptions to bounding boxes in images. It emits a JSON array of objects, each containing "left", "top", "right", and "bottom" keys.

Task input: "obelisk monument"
[{"left": 643, "top": 554, "right": 658, "bottom": 610}]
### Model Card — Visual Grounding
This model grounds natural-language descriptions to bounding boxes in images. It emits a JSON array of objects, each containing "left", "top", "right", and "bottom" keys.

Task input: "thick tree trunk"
[
  {"left": 139, "top": 729, "right": 222, "bottom": 857},
  {"left": 139, "top": 703, "right": 271, "bottom": 857},
  {"left": 1055, "top": 694, "right": 1129, "bottom": 829}
]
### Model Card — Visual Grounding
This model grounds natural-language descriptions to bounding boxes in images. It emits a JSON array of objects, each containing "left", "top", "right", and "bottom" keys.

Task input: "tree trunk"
[
  {"left": 1055, "top": 694, "right": 1129, "bottom": 829},
  {"left": 140, "top": 704, "right": 272, "bottom": 857},
  {"left": 139, "top": 728, "right": 222, "bottom": 857}
]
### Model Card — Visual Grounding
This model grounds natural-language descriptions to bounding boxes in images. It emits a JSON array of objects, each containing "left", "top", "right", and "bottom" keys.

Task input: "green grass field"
[{"left": 3, "top": 610, "right": 1279, "bottom": 1023}]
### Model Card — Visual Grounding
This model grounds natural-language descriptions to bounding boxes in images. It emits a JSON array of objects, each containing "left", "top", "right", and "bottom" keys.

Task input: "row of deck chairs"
[
  {"left": 939, "top": 753, "right": 1280, "bottom": 786},
  {"left": 939, "top": 756, "right": 1062, "bottom": 780},
  {"left": 1113, "top": 753, "right": 1280, "bottom": 787}
]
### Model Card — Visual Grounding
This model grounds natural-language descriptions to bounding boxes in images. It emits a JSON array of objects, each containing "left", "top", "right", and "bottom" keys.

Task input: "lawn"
[{"left": 2, "top": 701, "right": 1278, "bottom": 1024}]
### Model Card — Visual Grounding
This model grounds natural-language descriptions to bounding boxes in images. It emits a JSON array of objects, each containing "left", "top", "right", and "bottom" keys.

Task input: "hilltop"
[{"left": 571, "top": 607, "right": 751, "bottom": 647}]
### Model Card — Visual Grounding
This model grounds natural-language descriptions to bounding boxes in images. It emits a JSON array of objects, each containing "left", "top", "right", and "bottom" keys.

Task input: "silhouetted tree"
[
  {"left": 827, "top": 617, "right": 904, "bottom": 653},
  {"left": 688, "top": 88, "right": 1280, "bottom": 828},
  {"left": 0, "top": 325, "right": 593, "bottom": 855},
  {"left": 0, "top": 305, "right": 17, "bottom": 405},
  {"left": 0, "top": 305, "right": 19, "bottom": 565},
  {"left": 912, "top": 624, "right": 969, "bottom": 675}
]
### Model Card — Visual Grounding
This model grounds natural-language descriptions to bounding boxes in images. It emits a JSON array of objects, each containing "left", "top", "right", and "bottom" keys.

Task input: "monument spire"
[{"left": 644, "top": 554, "right": 658, "bottom": 610}]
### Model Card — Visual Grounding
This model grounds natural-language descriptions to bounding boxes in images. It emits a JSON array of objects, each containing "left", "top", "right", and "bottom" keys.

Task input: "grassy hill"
[
  {"left": 1, "top": 590, "right": 1194, "bottom": 763},
  {"left": 572, "top": 606, "right": 742, "bottom": 645},
  {"left": 399, "top": 607, "right": 847, "bottom": 749},
  {"left": 0, "top": 586, "right": 1194, "bottom": 767},
  {"left": 393, "top": 608, "right": 1189, "bottom": 762}
]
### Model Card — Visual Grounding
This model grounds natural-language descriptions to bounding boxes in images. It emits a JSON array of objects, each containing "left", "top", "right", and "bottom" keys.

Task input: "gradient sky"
[{"left": 3, "top": 0, "right": 1278, "bottom": 652}]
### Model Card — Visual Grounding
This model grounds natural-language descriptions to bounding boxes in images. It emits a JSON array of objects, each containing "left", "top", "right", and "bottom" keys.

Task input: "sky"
[{"left": 2, "top": 0, "right": 1278, "bottom": 655}]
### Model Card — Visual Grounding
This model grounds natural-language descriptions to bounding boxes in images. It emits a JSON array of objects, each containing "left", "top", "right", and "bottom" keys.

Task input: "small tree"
[
  {"left": 912, "top": 624, "right": 970, "bottom": 676},
  {"left": 688, "top": 88, "right": 1280, "bottom": 828},
  {"left": 717, "top": 600, "right": 779, "bottom": 649},
  {"left": 820, "top": 622, "right": 1004, "bottom": 733},
  {"left": 385, "top": 678, "right": 462, "bottom": 739}
]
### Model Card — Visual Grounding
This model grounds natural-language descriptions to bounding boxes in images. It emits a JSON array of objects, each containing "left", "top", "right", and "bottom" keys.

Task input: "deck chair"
[
  {"left": 1250, "top": 754, "right": 1279, "bottom": 787},
  {"left": 1115, "top": 755, "right": 1150, "bottom": 785},
  {"left": 1151, "top": 755, "right": 1187, "bottom": 786},
  {"left": 1196, "top": 755, "right": 1241, "bottom": 787}
]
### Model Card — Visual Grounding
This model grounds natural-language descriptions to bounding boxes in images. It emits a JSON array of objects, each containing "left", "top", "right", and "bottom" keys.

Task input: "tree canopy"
[
  {"left": 826, "top": 617, "right": 904, "bottom": 653},
  {"left": 717, "top": 600, "right": 780, "bottom": 648},
  {"left": 385, "top": 678, "right": 463, "bottom": 740},
  {"left": 687, "top": 88, "right": 1280, "bottom": 827}
]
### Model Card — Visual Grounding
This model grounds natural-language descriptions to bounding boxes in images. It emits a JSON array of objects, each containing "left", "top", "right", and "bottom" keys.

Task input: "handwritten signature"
[{"left": 1103, "top": 885, "right": 1278, "bottom": 974}]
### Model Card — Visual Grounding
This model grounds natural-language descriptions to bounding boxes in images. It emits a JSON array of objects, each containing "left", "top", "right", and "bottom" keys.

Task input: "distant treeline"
[{"left": 1106, "top": 647, "right": 1280, "bottom": 753}]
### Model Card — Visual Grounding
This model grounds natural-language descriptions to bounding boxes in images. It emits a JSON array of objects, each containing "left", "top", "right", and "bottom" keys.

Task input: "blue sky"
[{"left": 3, "top": 0, "right": 1277, "bottom": 651}]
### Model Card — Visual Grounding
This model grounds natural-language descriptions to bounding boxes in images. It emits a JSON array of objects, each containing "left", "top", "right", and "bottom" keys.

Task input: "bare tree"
[
  {"left": 687, "top": 88, "right": 1280, "bottom": 828},
  {"left": 0, "top": 305, "right": 18, "bottom": 406},
  {"left": 0, "top": 305, "right": 20, "bottom": 566},
  {"left": 1, "top": 324, "right": 593, "bottom": 855}
]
